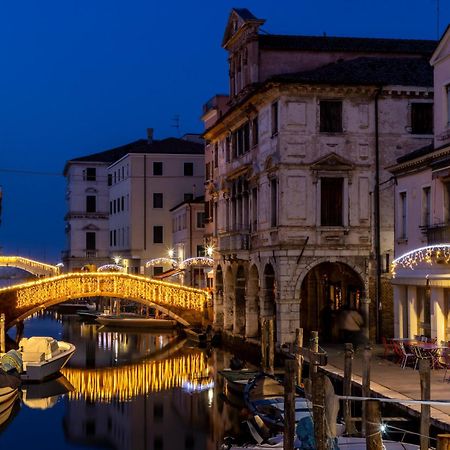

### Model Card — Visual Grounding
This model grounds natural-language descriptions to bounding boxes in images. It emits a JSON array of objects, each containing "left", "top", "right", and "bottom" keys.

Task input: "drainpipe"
[{"left": 374, "top": 88, "right": 382, "bottom": 343}]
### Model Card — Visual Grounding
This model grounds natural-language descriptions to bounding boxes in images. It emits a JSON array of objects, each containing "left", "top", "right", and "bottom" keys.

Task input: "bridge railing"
[{"left": 0, "top": 256, "right": 60, "bottom": 276}]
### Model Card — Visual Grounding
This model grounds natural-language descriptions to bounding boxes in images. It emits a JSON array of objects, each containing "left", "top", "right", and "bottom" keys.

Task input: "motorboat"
[
  {"left": 96, "top": 313, "right": 177, "bottom": 329},
  {"left": 1, "top": 336, "right": 76, "bottom": 382}
]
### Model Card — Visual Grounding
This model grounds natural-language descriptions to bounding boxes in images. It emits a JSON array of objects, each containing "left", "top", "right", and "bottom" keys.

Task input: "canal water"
[{"left": 0, "top": 311, "right": 246, "bottom": 450}]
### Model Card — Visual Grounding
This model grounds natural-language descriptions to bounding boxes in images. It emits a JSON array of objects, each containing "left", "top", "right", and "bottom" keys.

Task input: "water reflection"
[{"left": 0, "top": 312, "right": 243, "bottom": 449}]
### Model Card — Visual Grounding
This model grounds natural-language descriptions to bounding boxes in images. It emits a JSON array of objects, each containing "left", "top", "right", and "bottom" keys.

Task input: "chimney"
[{"left": 147, "top": 128, "right": 154, "bottom": 144}]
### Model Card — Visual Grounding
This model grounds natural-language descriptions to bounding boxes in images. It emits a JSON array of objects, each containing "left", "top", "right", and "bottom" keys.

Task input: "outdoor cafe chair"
[
  {"left": 394, "top": 342, "right": 415, "bottom": 369},
  {"left": 412, "top": 344, "right": 436, "bottom": 370},
  {"left": 381, "top": 336, "right": 395, "bottom": 358}
]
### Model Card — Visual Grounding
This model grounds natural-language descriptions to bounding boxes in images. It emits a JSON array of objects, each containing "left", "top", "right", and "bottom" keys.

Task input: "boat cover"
[
  {"left": 19, "top": 337, "right": 60, "bottom": 361},
  {"left": 1, "top": 350, "right": 22, "bottom": 374}
]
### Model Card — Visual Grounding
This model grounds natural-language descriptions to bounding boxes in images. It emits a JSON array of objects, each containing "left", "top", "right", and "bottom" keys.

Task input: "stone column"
[
  {"left": 361, "top": 296, "right": 371, "bottom": 341},
  {"left": 393, "top": 285, "right": 406, "bottom": 338},
  {"left": 407, "top": 286, "right": 418, "bottom": 338},
  {"left": 214, "top": 289, "right": 224, "bottom": 329},
  {"left": 245, "top": 293, "right": 260, "bottom": 338},
  {"left": 430, "top": 286, "right": 445, "bottom": 343}
]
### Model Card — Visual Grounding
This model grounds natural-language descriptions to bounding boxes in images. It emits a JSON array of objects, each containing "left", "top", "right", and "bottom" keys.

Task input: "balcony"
[
  {"left": 426, "top": 223, "right": 450, "bottom": 245},
  {"left": 218, "top": 226, "right": 251, "bottom": 252}
]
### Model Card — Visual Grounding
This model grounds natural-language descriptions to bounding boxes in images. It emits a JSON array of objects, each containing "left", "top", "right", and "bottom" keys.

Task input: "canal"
[{"left": 0, "top": 311, "right": 246, "bottom": 450}]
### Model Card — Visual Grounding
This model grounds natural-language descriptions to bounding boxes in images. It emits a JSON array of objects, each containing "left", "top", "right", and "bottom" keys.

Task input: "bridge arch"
[
  {"left": 0, "top": 272, "right": 208, "bottom": 328},
  {"left": 0, "top": 256, "right": 60, "bottom": 277}
]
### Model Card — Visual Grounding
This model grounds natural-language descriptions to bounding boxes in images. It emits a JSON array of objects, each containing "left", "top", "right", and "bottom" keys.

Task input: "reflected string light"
[
  {"left": 62, "top": 352, "right": 210, "bottom": 402},
  {"left": 390, "top": 244, "right": 450, "bottom": 277}
]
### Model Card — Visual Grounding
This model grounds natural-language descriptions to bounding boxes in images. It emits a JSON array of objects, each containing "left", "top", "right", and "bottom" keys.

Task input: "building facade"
[
  {"left": 203, "top": 8, "right": 436, "bottom": 345},
  {"left": 390, "top": 26, "right": 450, "bottom": 343},
  {"left": 63, "top": 131, "right": 204, "bottom": 275}
]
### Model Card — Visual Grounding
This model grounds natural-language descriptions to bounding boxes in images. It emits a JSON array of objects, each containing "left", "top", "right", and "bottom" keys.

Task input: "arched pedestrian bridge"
[
  {"left": 0, "top": 256, "right": 60, "bottom": 277},
  {"left": 0, "top": 272, "right": 208, "bottom": 328}
]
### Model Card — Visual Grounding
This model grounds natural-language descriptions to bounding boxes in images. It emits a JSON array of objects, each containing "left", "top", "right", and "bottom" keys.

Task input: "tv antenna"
[{"left": 172, "top": 114, "right": 181, "bottom": 136}]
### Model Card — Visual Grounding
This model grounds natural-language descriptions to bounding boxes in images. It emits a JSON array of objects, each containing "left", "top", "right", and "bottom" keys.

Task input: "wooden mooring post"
[
  {"left": 268, "top": 318, "right": 274, "bottom": 375},
  {"left": 437, "top": 434, "right": 450, "bottom": 450},
  {"left": 283, "top": 359, "right": 296, "bottom": 450},
  {"left": 419, "top": 359, "right": 431, "bottom": 450},
  {"left": 343, "top": 343, "right": 357, "bottom": 435},
  {"left": 365, "top": 399, "right": 383, "bottom": 450},
  {"left": 0, "top": 313, "right": 5, "bottom": 353},
  {"left": 312, "top": 369, "right": 326, "bottom": 450},
  {"left": 362, "top": 345, "right": 371, "bottom": 436},
  {"left": 295, "top": 328, "right": 303, "bottom": 386},
  {"left": 309, "top": 330, "right": 319, "bottom": 375}
]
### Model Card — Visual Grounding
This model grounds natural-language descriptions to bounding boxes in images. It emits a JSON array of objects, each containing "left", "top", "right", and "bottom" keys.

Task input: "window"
[
  {"left": 271, "top": 102, "right": 278, "bottom": 136},
  {"left": 400, "top": 191, "right": 407, "bottom": 239},
  {"left": 86, "top": 232, "right": 96, "bottom": 250},
  {"left": 153, "top": 161, "right": 163, "bottom": 176},
  {"left": 153, "top": 266, "right": 163, "bottom": 276},
  {"left": 205, "top": 162, "right": 211, "bottom": 181},
  {"left": 270, "top": 178, "right": 277, "bottom": 227},
  {"left": 197, "top": 245, "right": 206, "bottom": 257},
  {"left": 184, "top": 162, "right": 194, "bottom": 176},
  {"left": 86, "top": 196, "right": 96, "bottom": 213},
  {"left": 252, "top": 187, "right": 258, "bottom": 232},
  {"left": 184, "top": 193, "right": 194, "bottom": 202},
  {"left": 153, "top": 226, "right": 163, "bottom": 243},
  {"left": 153, "top": 193, "right": 163, "bottom": 208},
  {"left": 321, "top": 178, "right": 343, "bottom": 226},
  {"left": 113, "top": 230, "right": 117, "bottom": 247},
  {"left": 84, "top": 168, "right": 96, "bottom": 181},
  {"left": 121, "top": 196, "right": 124, "bottom": 211},
  {"left": 411, "top": 103, "right": 433, "bottom": 134},
  {"left": 196, "top": 211, "right": 205, "bottom": 228},
  {"left": 107, "top": 174, "right": 112, "bottom": 186},
  {"left": 422, "top": 187, "right": 431, "bottom": 227},
  {"left": 85, "top": 420, "right": 96, "bottom": 437},
  {"left": 109, "top": 230, "right": 112, "bottom": 247},
  {"left": 320, "top": 100, "right": 343, "bottom": 133},
  {"left": 109, "top": 201, "right": 112, "bottom": 214},
  {"left": 252, "top": 117, "right": 258, "bottom": 147}
]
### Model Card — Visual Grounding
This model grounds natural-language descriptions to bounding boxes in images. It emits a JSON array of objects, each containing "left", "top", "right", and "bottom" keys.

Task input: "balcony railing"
[
  {"left": 426, "top": 223, "right": 450, "bottom": 245},
  {"left": 218, "top": 226, "right": 251, "bottom": 252}
]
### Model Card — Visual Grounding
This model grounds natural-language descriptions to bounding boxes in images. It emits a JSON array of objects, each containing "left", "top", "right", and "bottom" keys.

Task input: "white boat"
[
  {"left": 96, "top": 313, "right": 177, "bottom": 329},
  {"left": 18, "top": 336, "right": 76, "bottom": 381}
]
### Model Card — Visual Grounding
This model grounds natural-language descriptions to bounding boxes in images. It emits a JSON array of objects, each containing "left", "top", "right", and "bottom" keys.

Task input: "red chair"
[{"left": 382, "top": 336, "right": 395, "bottom": 358}]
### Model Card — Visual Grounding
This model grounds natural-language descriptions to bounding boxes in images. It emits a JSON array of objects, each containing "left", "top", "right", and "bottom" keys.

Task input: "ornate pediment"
[
  {"left": 310, "top": 152, "right": 354, "bottom": 171},
  {"left": 222, "top": 8, "right": 265, "bottom": 49},
  {"left": 83, "top": 224, "right": 100, "bottom": 231}
]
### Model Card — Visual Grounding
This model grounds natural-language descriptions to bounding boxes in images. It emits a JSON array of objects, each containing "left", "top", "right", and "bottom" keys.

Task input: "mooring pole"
[
  {"left": 362, "top": 345, "right": 372, "bottom": 436},
  {"left": 268, "top": 318, "right": 275, "bottom": 375},
  {"left": 309, "top": 330, "right": 319, "bottom": 375},
  {"left": 365, "top": 399, "right": 383, "bottom": 450},
  {"left": 344, "top": 343, "right": 357, "bottom": 435},
  {"left": 0, "top": 313, "right": 5, "bottom": 353},
  {"left": 261, "top": 319, "right": 267, "bottom": 371},
  {"left": 295, "top": 328, "right": 303, "bottom": 386},
  {"left": 283, "top": 359, "right": 296, "bottom": 450},
  {"left": 419, "top": 359, "right": 431, "bottom": 450},
  {"left": 312, "top": 370, "right": 326, "bottom": 450}
]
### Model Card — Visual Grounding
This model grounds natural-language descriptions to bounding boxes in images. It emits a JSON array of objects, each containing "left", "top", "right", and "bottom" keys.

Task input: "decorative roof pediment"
[
  {"left": 310, "top": 152, "right": 354, "bottom": 171},
  {"left": 83, "top": 224, "right": 100, "bottom": 231},
  {"left": 85, "top": 187, "right": 98, "bottom": 194},
  {"left": 430, "top": 25, "right": 450, "bottom": 66},
  {"left": 222, "top": 8, "right": 265, "bottom": 49}
]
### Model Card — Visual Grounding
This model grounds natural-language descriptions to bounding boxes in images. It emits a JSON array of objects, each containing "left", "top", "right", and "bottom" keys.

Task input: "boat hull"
[
  {"left": 96, "top": 316, "right": 177, "bottom": 328},
  {"left": 21, "top": 342, "right": 76, "bottom": 382}
]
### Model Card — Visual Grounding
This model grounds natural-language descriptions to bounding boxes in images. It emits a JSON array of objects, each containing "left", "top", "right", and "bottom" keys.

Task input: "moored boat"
[
  {"left": 96, "top": 313, "right": 177, "bottom": 329},
  {"left": 219, "top": 369, "right": 260, "bottom": 396},
  {"left": 1, "top": 336, "right": 76, "bottom": 382}
]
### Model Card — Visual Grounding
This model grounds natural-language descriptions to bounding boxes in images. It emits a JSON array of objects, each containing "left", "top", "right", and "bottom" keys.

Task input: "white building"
[
  {"left": 63, "top": 131, "right": 204, "bottom": 274},
  {"left": 203, "top": 9, "right": 436, "bottom": 344},
  {"left": 390, "top": 26, "right": 450, "bottom": 342},
  {"left": 107, "top": 134, "right": 204, "bottom": 274},
  {"left": 170, "top": 196, "right": 210, "bottom": 288}
]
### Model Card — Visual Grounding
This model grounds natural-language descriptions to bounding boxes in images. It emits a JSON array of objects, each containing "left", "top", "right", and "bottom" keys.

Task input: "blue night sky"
[{"left": 0, "top": 0, "right": 448, "bottom": 262}]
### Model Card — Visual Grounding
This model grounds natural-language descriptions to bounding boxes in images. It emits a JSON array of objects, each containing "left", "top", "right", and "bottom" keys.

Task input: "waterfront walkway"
[{"left": 322, "top": 345, "right": 450, "bottom": 430}]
